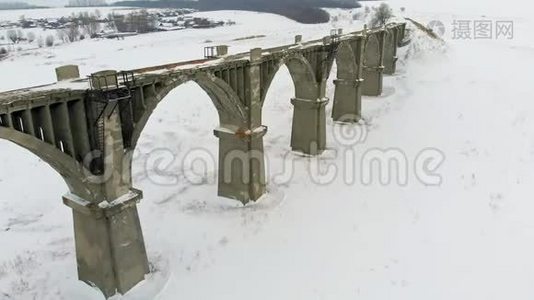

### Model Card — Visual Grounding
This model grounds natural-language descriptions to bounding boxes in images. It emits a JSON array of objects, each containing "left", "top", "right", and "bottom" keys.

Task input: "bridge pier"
[
  {"left": 332, "top": 78, "right": 363, "bottom": 122},
  {"left": 214, "top": 126, "right": 267, "bottom": 204},
  {"left": 63, "top": 190, "right": 149, "bottom": 298},
  {"left": 362, "top": 31, "right": 386, "bottom": 97},
  {"left": 362, "top": 66, "right": 384, "bottom": 96},
  {"left": 290, "top": 97, "right": 329, "bottom": 155},
  {"left": 383, "top": 28, "right": 399, "bottom": 75},
  {"left": 65, "top": 108, "right": 149, "bottom": 298}
]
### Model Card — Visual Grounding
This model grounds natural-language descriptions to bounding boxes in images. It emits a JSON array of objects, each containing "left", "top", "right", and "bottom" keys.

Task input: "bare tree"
[
  {"left": 57, "top": 30, "right": 67, "bottom": 42},
  {"left": 27, "top": 32, "right": 36, "bottom": 43},
  {"left": 16, "top": 29, "right": 24, "bottom": 41},
  {"left": 68, "top": 0, "right": 106, "bottom": 7},
  {"left": 112, "top": 10, "right": 156, "bottom": 33},
  {"left": 87, "top": 21, "right": 100, "bottom": 37},
  {"left": 78, "top": 12, "right": 101, "bottom": 38},
  {"left": 7, "top": 30, "right": 18, "bottom": 44},
  {"left": 369, "top": 3, "right": 393, "bottom": 28},
  {"left": 0, "top": 47, "right": 7, "bottom": 56},
  {"left": 45, "top": 35, "right": 55, "bottom": 47},
  {"left": 65, "top": 23, "right": 80, "bottom": 42},
  {"left": 37, "top": 36, "right": 44, "bottom": 48},
  {"left": 128, "top": 9, "right": 156, "bottom": 33}
]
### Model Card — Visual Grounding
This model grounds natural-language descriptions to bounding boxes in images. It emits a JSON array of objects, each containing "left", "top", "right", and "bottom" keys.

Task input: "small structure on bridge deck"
[
  {"left": 204, "top": 45, "right": 229, "bottom": 59},
  {"left": 55, "top": 65, "right": 80, "bottom": 81}
]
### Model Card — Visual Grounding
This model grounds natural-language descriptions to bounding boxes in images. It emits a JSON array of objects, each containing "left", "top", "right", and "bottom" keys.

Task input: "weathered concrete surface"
[
  {"left": 331, "top": 39, "right": 363, "bottom": 122},
  {"left": 215, "top": 126, "right": 267, "bottom": 203},
  {"left": 384, "top": 26, "right": 400, "bottom": 75},
  {"left": 55, "top": 65, "right": 80, "bottom": 81},
  {"left": 91, "top": 70, "right": 119, "bottom": 89},
  {"left": 362, "top": 31, "right": 386, "bottom": 96},
  {"left": 332, "top": 79, "right": 363, "bottom": 122},
  {"left": 63, "top": 110, "right": 149, "bottom": 298},
  {"left": 64, "top": 190, "right": 149, "bottom": 298},
  {"left": 291, "top": 97, "right": 329, "bottom": 154}
]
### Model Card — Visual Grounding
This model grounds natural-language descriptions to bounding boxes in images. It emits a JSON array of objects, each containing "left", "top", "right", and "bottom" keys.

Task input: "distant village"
[
  {"left": 0, "top": 9, "right": 232, "bottom": 32},
  {"left": 0, "top": 8, "right": 234, "bottom": 56}
]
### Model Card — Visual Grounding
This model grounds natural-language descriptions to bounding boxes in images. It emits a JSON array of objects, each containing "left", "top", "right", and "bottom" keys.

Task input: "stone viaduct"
[{"left": 0, "top": 23, "right": 406, "bottom": 297}]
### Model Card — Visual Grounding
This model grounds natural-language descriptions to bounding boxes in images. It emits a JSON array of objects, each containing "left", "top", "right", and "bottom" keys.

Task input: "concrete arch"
[
  {"left": 333, "top": 41, "right": 358, "bottom": 79},
  {"left": 364, "top": 33, "right": 381, "bottom": 67},
  {"left": 0, "top": 127, "right": 101, "bottom": 201},
  {"left": 261, "top": 53, "right": 319, "bottom": 105},
  {"left": 130, "top": 72, "right": 248, "bottom": 150}
]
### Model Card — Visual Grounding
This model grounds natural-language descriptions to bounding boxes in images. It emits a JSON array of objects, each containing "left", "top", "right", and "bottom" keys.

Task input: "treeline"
[
  {"left": 0, "top": 2, "right": 46, "bottom": 10},
  {"left": 112, "top": 0, "right": 361, "bottom": 24},
  {"left": 67, "top": 0, "right": 107, "bottom": 7}
]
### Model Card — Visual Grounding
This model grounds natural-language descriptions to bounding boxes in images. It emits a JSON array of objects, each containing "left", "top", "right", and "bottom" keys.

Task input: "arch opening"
[
  {"left": 0, "top": 139, "right": 75, "bottom": 299},
  {"left": 325, "top": 59, "right": 338, "bottom": 122},
  {"left": 262, "top": 64, "right": 297, "bottom": 185},
  {"left": 261, "top": 55, "right": 319, "bottom": 105},
  {"left": 0, "top": 127, "right": 97, "bottom": 199},
  {"left": 131, "top": 80, "right": 221, "bottom": 205}
]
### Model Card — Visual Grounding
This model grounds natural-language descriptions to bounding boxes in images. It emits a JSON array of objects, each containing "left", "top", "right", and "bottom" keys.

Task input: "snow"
[{"left": 1, "top": 3, "right": 534, "bottom": 300}]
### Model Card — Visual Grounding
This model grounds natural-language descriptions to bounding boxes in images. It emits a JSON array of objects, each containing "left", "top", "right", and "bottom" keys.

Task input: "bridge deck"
[{"left": 0, "top": 27, "right": 379, "bottom": 111}]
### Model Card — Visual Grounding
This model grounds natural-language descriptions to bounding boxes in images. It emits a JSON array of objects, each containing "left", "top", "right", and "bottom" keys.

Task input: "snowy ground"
[{"left": 2, "top": 1, "right": 534, "bottom": 299}]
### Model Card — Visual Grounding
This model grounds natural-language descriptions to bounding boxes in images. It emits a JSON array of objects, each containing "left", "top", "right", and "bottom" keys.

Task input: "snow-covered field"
[{"left": 2, "top": 1, "right": 534, "bottom": 299}]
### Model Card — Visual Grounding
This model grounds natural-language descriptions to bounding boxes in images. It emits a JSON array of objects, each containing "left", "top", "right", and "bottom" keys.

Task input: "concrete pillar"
[
  {"left": 332, "top": 78, "right": 363, "bottom": 123},
  {"left": 362, "top": 32, "right": 386, "bottom": 97},
  {"left": 383, "top": 29, "right": 398, "bottom": 75},
  {"left": 362, "top": 65, "right": 384, "bottom": 96},
  {"left": 64, "top": 109, "right": 149, "bottom": 298},
  {"left": 214, "top": 126, "right": 267, "bottom": 204},
  {"left": 290, "top": 97, "right": 329, "bottom": 155},
  {"left": 397, "top": 23, "right": 407, "bottom": 47},
  {"left": 63, "top": 190, "right": 149, "bottom": 298}
]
